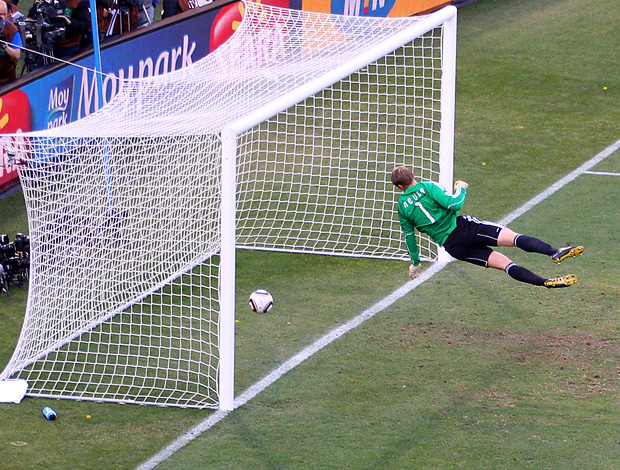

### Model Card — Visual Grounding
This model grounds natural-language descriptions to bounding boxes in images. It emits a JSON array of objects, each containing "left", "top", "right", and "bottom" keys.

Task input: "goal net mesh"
[{"left": 0, "top": 2, "right": 452, "bottom": 408}]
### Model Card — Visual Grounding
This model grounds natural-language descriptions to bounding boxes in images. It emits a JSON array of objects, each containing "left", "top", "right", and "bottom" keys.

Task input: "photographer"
[
  {"left": 0, "top": 0, "right": 22, "bottom": 84},
  {"left": 8, "top": 0, "right": 22, "bottom": 20}
]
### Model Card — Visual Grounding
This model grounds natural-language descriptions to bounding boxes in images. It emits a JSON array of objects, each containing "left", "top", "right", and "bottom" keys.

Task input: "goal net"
[{"left": 0, "top": 2, "right": 456, "bottom": 410}]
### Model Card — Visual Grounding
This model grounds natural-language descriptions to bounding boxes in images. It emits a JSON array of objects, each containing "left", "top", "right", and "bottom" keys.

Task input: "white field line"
[
  {"left": 136, "top": 138, "right": 620, "bottom": 470},
  {"left": 497, "top": 139, "right": 620, "bottom": 227},
  {"left": 584, "top": 171, "right": 620, "bottom": 177}
]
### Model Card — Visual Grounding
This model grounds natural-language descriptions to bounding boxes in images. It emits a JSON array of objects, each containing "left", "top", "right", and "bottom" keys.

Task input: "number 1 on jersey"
[{"left": 415, "top": 201, "right": 436, "bottom": 223}]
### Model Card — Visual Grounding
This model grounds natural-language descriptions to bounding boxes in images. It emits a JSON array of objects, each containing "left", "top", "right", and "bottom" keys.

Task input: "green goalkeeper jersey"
[{"left": 397, "top": 181, "right": 467, "bottom": 265}]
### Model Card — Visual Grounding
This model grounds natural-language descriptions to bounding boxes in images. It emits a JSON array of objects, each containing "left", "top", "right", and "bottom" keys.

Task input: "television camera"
[
  {"left": 17, "top": 0, "right": 67, "bottom": 73},
  {"left": 0, "top": 233, "right": 30, "bottom": 295}
]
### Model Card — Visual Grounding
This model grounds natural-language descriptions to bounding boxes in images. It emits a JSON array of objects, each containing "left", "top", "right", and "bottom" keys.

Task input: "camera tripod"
[
  {"left": 106, "top": 5, "right": 131, "bottom": 36},
  {"left": 21, "top": 42, "right": 56, "bottom": 75},
  {"left": 106, "top": 3, "right": 152, "bottom": 37}
]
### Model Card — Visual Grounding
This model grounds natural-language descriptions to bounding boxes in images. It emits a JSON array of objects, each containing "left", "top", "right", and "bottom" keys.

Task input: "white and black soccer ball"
[{"left": 248, "top": 289, "right": 274, "bottom": 314}]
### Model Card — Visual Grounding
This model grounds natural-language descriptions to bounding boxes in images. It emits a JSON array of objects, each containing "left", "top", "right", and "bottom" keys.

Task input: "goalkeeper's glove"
[
  {"left": 409, "top": 263, "right": 420, "bottom": 280},
  {"left": 454, "top": 180, "right": 468, "bottom": 192}
]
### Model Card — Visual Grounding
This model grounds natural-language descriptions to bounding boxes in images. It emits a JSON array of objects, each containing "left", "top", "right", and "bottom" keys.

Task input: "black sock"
[
  {"left": 505, "top": 262, "right": 546, "bottom": 286},
  {"left": 514, "top": 234, "right": 556, "bottom": 256}
]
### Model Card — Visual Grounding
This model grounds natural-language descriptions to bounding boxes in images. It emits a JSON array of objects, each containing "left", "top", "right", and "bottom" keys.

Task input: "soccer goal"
[{"left": 0, "top": 2, "right": 457, "bottom": 410}]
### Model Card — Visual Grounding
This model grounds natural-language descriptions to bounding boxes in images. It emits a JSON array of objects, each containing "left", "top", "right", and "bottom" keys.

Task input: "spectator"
[
  {"left": 0, "top": 0, "right": 21, "bottom": 84},
  {"left": 162, "top": 0, "right": 190, "bottom": 19},
  {"left": 137, "top": 0, "right": 154, "bottom": 28}
]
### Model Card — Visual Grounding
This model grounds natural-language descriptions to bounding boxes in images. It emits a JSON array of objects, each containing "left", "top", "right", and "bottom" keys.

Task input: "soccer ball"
[{"left": 248, "top": 289, "right": 274, "bottom": 314}]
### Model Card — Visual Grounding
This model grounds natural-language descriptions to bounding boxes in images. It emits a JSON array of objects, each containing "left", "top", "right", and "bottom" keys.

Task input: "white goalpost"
[{"left": 0, "top": 2, "right": 457, "bottom": 410}]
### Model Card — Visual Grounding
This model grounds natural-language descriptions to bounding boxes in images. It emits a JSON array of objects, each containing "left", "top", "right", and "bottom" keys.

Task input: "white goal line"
[
  {"left": 584, "top": 170, "right": 620, "bottom": 177},
  {"left": 135, "top": 137, "right": 620, "bottom": 470}
]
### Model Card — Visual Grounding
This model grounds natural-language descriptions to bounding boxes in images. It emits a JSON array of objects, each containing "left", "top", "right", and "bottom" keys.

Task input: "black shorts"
[{"left": 443, "top": 215, "right": 504, "bottom": 267}]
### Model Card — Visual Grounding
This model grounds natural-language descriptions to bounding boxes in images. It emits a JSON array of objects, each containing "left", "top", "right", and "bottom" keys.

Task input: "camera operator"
[
  {"left": 51, "top": 0, "right": 91, "bottom": 57},
  {"left": 0, "top": 0, "right": 22, "bottom": 84},
  {"left": 28, "top": 0, "right": 90, "bottom": 59}
]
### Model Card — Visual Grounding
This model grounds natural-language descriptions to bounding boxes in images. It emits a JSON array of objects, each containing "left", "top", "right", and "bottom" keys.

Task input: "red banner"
[{"left": 0, "top": 89, "right": 30, "bottom": 192}]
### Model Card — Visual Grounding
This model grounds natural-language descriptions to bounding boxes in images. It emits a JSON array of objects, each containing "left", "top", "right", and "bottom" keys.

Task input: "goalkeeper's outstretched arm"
[
  {"left": 400, "top": 214, "right": 421, "bottom": 278},
  {"left": 427, "top": 180, "right": 467, "bottom": 212}
]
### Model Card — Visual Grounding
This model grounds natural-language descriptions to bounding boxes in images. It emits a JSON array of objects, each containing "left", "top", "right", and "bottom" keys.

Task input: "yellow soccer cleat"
[
  {"left": 551, "top": 245, "right": 584, "bottom": 264},
  {"left": 544, "top": 274, "right": 578, "bottom": 288}
]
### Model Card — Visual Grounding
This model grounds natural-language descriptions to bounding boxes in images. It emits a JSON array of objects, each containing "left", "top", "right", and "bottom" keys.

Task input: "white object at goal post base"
[{"left": 218, "top": 5, "right": 458, "bottom": 410}]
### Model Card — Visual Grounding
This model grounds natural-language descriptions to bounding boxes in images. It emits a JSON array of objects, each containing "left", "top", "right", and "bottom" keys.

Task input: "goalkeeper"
[{"left": 391, "top": 166, "right": 583, "bottom": 288}]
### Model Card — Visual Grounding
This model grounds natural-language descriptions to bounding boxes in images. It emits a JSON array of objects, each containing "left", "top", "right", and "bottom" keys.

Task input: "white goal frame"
[
  {"left": 0, "top": 3, "right": 457, "bottom": 411},
  {"left": 218, "top": 5, "right": 457, "bottom": 410}
]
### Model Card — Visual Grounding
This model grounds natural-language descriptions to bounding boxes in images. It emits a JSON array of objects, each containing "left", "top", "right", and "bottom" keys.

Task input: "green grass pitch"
[{"left": 1, "top": 0, "right": 620, "bottom": 468}]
